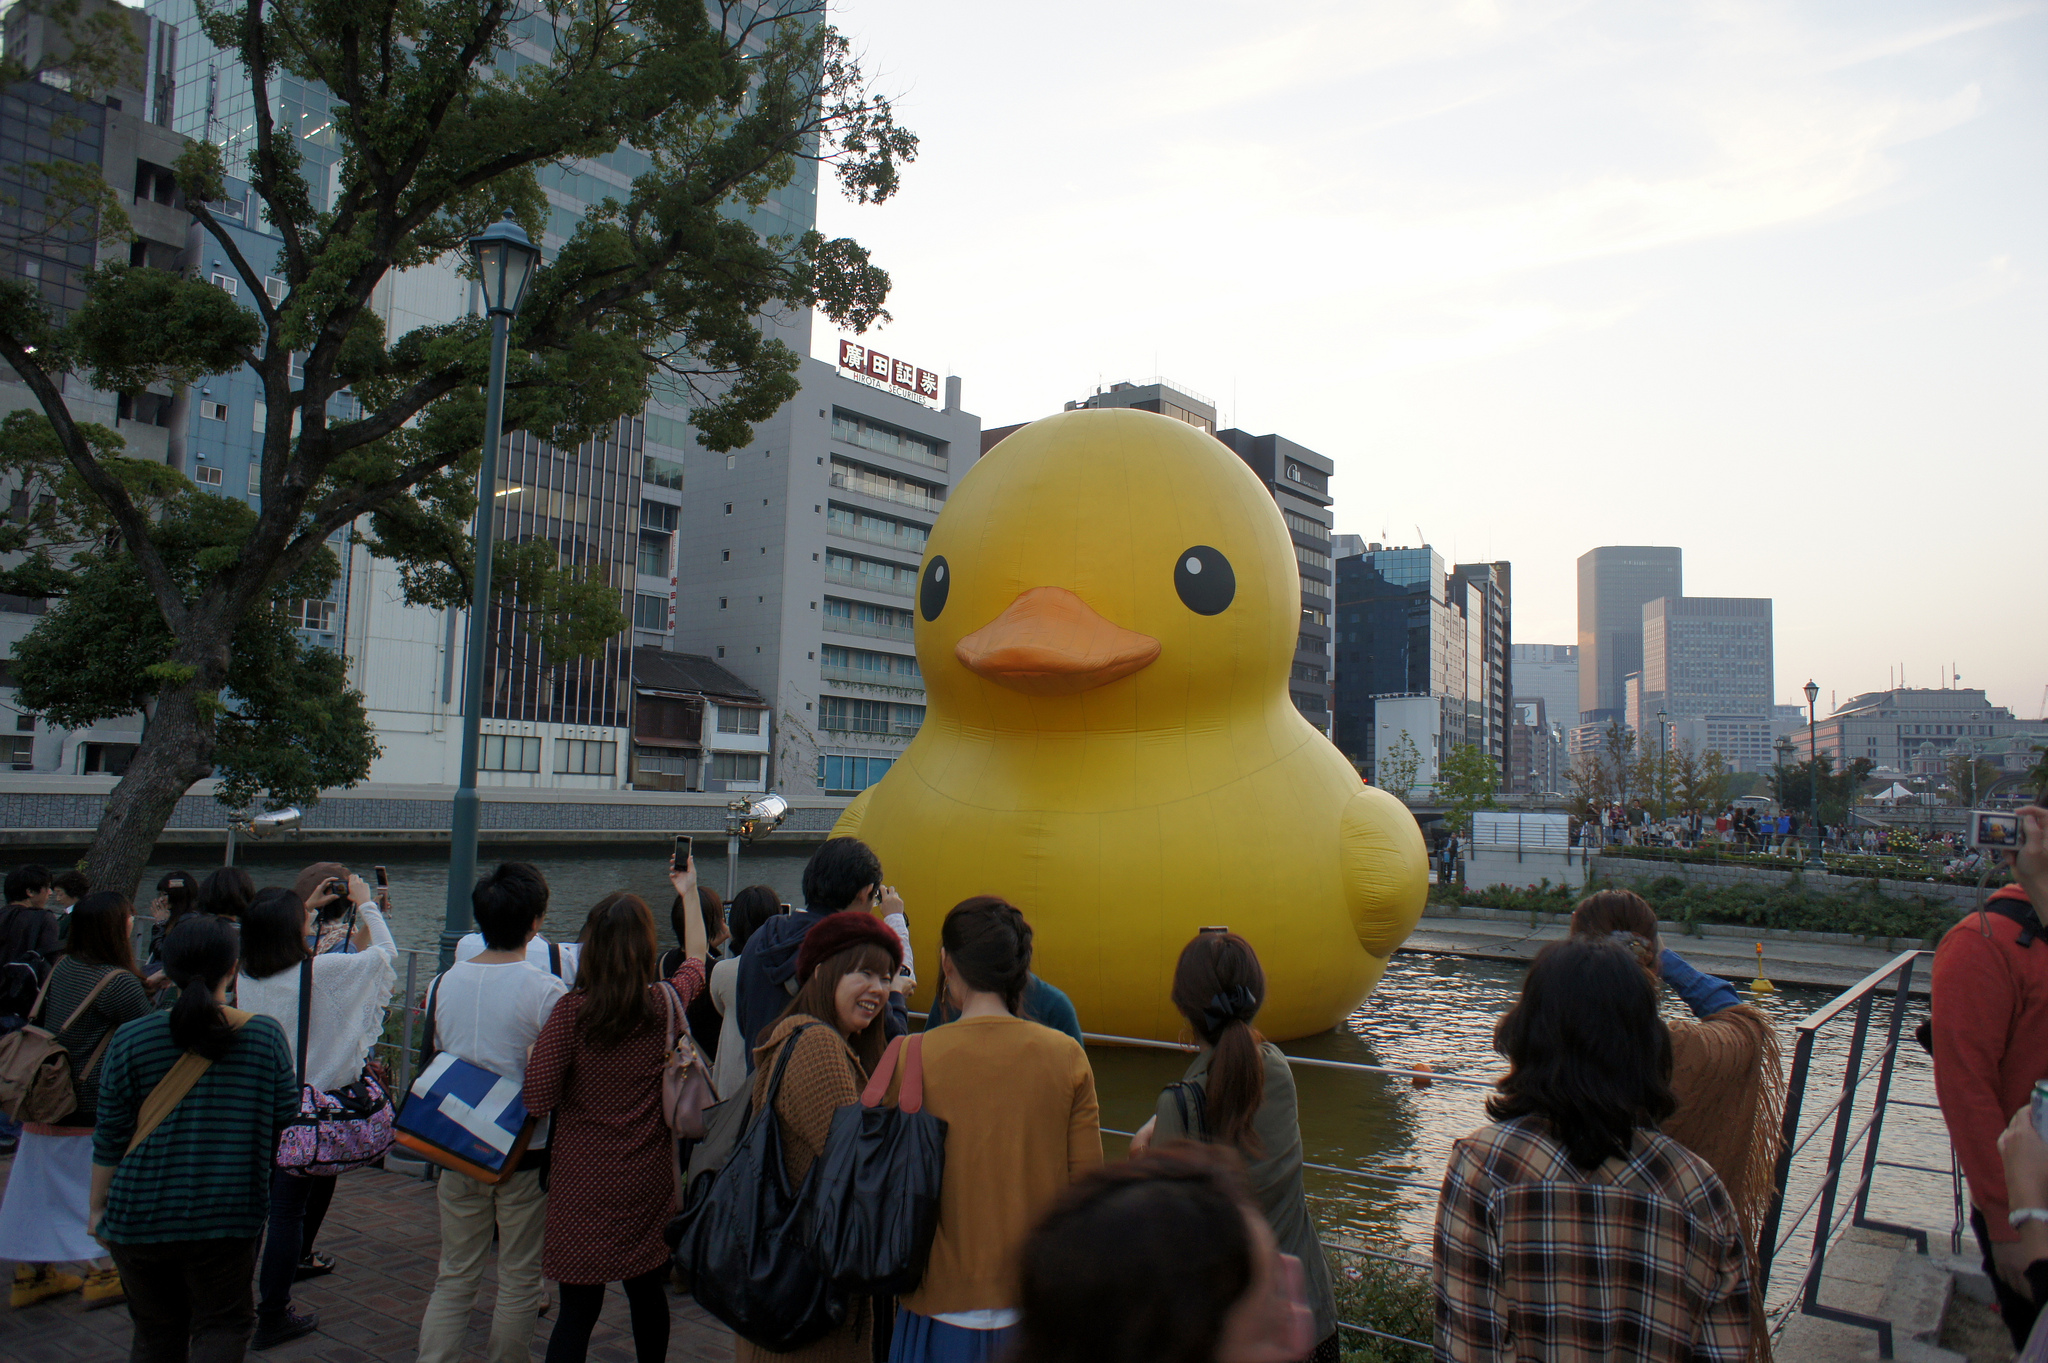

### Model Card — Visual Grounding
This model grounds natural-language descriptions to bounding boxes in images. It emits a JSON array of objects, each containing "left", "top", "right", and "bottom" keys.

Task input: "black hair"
[
  {"left": 156, "top": 869, "right": 199, "bottom": 923},
  {"left": 725, "top": 885, "right": 780, "bottom": 953},
  {"left": 52, "top": 869, "right": 90, "bottom": 899},
  {"left": 801, "top": 838, "right": 883, "bottom": 912},
  {"left": 241, "top": 887, "right": 311, "bottom": 980},
  {"left": 940, "top": 896, "right": 1033, "bottom": 1013},
  {"left": 164, "top": 914, "right": 242, "bottom": 1061},
  {"left": 197, "top": 865, "right": 256, "bottom": 920},
  {"left": 669, "top": 886, "right": 725, "bottom": 952},
  {"left": 1489, "top": 938, "right": 1676, "bottom": 1169},
  {"left": 472, "top": 862, "right": 551, "bottom": 951},
  {"left": 5, "top": 863, "right": 51, "bottom": 902},
  {"left": 1014, "top": 1143, "right": 1257, "bottom": 1363},
  {"left": 1170, "top": 932, "right": 1266, "bottom": 1155}
]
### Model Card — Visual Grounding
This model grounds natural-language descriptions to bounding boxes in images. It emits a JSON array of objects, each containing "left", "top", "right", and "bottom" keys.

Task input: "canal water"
[{"left": 140, "top": 841, "right": 1951, "bottom": 1316}]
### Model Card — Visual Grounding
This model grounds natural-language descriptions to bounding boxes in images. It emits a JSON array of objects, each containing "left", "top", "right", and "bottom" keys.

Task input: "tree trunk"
[{"left": 82, "top": 682, "right": 219, "bottom": 900}]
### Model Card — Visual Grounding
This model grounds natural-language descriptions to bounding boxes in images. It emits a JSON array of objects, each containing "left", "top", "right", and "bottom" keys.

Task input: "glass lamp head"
[
  {"left": 1803, "top": 679, "right": 1819, "bottom": 708},
  {"left": 469, "top": 211, "right": 539, "bottom": 316}
]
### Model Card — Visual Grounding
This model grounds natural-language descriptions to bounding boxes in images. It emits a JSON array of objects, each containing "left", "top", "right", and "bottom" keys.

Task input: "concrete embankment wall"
[
  {"left": 1592, "top": 852, "right": 1993, "bottom": 912},
  {"left": 0, "top": 777, "right": 850, "bottom": 849}
]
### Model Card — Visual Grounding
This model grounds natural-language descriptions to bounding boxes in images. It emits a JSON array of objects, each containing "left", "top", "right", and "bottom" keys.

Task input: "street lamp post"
[
  {"left": 441, "top": 212, "right": 540, "bottom": 970},
  {"left": 1803, "top": 678, "right": 1825, "bottom": 870},
  {"left": 1656, "top": 708, "right": 1668, "bottom": 818}
]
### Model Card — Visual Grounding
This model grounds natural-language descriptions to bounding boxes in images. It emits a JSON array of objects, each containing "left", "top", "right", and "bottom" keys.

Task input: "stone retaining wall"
[{"left": 1594, "top": 852, "right": 1990, "bottom": 911}]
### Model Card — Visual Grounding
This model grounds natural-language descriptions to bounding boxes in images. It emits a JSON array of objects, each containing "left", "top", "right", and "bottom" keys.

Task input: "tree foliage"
[
  {"left": 1768, "top": 752, "right": 1875, "bottom": 827},
  {"left": 1566, "top": 721, "right": 1637, "bottom": 817},
  {"left": 1437, "top": 743, "right": 1499, "bottom": 835},
  {"left": 1376, "top": 730, "right": 1421, "bottom": 804},
  {"left": 1944, "top": 753, "right": 2001, "bottom": 807},
  {"left": 0, "top": 0, "right": 915, "bottom": 889}
]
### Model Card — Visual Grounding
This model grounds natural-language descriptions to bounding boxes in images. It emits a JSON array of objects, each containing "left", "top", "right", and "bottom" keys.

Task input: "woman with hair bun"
[
  {"left": 889, "top": 896, "right": 1102, "bottom": 1363},
  {"left": 1129, "top": 931, "right": 1338, "bottom": 1363}
]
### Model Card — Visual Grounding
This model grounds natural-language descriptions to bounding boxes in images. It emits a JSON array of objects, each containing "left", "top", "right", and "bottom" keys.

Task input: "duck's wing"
[
  {"left": 1338, "top": 786, "right": 1430, "bottom": 957},
  {"left": 829, "top": 785, "right": 876, "bottom": 840}
]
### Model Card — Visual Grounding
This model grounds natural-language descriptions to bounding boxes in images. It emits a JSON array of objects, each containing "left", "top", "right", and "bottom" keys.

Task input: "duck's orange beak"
[{"left": 955, "top": 587, "right": 1160, "bottom": 696}]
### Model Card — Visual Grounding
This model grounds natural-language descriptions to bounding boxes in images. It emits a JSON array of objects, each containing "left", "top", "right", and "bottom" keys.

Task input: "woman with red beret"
[{"left": 737, "top": 910, "right": 905, "bottom": 1363}]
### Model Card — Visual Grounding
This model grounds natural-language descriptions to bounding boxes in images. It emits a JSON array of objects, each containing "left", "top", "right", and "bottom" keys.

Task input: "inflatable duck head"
[{"left": 917, "top": 408, "right": 1300, "bottom": 737}]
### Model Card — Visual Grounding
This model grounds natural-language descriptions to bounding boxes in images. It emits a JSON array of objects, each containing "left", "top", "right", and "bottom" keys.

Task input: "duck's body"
[{"left": 832, "top": 409, "right": 1427, "bottom": 1041}]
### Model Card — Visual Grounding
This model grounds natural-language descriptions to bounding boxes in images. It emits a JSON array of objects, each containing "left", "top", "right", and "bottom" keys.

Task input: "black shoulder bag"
[{"left": 671, "top": 1023, "right": 846, "bottom": 1352}]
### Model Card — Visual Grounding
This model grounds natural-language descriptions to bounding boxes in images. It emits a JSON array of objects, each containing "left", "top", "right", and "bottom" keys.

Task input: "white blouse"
[{"left": 238, "top": 905, "right": 398, "bottom": 1092}]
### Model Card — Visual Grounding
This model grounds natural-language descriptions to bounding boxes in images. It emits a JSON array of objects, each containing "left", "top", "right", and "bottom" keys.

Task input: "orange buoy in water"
[{"left": 1410, "top": 1061, "right": 1435, "bottom": 1090}]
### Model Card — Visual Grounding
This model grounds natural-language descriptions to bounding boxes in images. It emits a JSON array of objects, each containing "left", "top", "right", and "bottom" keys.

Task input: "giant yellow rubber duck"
[{"left": 832, "top": 409, "right": 1428, "bottom": 1041}]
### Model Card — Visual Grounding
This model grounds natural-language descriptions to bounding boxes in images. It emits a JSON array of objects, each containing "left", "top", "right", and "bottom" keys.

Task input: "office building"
[
  {"left": 1509, "top": 697, "right": 1565, "bottom": 795},
  {"left": 0, "top": 0, "right": 196, "bottom": 774},
  {"left": 1509, "top": 644, "right": 1579, "bottom": 741},
  {"left": 1577, "top": 546, "right": 1682, "bottom": 724},
  {"left": 1810, "top": 688, "right": 2030, "bottom": 776},
  {"left": 1332, "top": 543, "right": 1513, "bottom": 788},
  {"left": 666, "top": 346, "right": 979, "bottom": 795},
  {"left": 1638, "top": 595, "right": 1774, "bottom": 771},
  {"left": 1063, "top": 381, "right": 1337, "bottom": 730}
]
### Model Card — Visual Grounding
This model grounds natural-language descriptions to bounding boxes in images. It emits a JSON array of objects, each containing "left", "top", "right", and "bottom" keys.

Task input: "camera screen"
[{"left": 1975, "top": 812, "right": 2022, "bottom": 848}]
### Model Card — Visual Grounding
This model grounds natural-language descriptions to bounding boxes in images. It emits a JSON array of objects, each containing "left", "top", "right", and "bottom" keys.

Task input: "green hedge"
[
  {"left": 1429, "top": 872, "right": 1961, "bottom": 944},
  {"left": 1330, "top": 1247, "right": 1433, "bottom": 1362},
  {"left": 1602, "top": 844, "right": 2009, "bottom": 889}
]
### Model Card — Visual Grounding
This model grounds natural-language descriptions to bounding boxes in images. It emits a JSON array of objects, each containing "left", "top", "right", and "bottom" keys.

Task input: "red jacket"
[{"left": 1932, "top": 886, "right": 2048, "bottom": 1241}]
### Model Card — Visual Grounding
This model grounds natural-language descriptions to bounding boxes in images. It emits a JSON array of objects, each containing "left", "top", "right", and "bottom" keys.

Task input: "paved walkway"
[
  {"left": 0, "top": 1158, "right": 735, "bottom": 1363},
  {"left": 1400, "top": 912, "right": 1932, "bottom": 993}
]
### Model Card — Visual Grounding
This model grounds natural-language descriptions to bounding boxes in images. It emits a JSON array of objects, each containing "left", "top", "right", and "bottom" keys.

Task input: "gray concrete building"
[
  {"left": 1509, "top": 643, "right": 1579, "bottom": 740},
  {"left": 667, "top": 351, "right": 979, "bottom": 795},
  {"left": 1639, "top": 595, "right": 1775, "bottom": 772},
  {"left": 1576, "top": 545, "right": 1682, "bottom": 725},
  {"left": 1811, "top": 687, "right": 2031, "bottom": 777}
]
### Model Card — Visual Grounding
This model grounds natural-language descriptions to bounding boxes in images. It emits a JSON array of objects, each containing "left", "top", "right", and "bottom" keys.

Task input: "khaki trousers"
[{"left": 414, "top": 1167, "right": 549, "bottom": 1363}]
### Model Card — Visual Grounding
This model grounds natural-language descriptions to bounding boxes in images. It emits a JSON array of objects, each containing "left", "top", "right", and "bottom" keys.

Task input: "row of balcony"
[
  {"left": 824, "top": 615, "right": 916, "bottom": 645},
  {"left": 828, "top": 471, "right": 944, "bottom": 513},
  {"left": 824, "top": 566, "right": 913, "bottom": 598}
]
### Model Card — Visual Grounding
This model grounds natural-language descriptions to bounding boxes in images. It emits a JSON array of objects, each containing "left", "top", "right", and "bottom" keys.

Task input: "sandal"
[{"left": 294, "top": 1251, "right": 337, "bottom": 1281}]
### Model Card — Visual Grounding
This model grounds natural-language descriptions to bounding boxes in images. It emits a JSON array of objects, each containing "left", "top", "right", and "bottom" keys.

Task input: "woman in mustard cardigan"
[{"left": 895, "top": 897, "right": 1103, "bottom": 1363}]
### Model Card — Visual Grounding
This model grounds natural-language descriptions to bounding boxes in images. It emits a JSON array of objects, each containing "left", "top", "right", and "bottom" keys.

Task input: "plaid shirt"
[{"left": 1433, "top": 1116, "right": 1751, "bottom": 1363}]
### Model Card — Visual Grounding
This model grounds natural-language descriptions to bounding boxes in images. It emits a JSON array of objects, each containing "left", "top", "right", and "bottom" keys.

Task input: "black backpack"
[
  {"left": 0, "top": 906, "right": 50, "bottom": 1026},
  {"left": 668, "top": 1023, "right": 846, "bottom": 1352}
]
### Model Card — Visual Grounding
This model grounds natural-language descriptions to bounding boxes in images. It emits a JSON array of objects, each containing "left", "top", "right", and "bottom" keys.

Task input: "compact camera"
[{"left": 1969, "top": 810, "right": 2027, "bottom": 852}]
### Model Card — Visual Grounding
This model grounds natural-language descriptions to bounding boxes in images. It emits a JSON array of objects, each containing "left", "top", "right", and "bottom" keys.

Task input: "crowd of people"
[{"left": 0, "top": 799, "right": 2039, "bottom": 1363}]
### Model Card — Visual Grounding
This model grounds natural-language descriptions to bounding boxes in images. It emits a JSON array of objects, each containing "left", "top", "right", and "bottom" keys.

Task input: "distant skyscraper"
[
  {"left": 1577, "top": 546, "right": 1682, "bottom": 724},
  {"left": 1640, "top": 595, "right": 1774, "bottom": 770},
  {"left": 1510, "top": 644, "right": 1579, "bottom": 738},
  {"left": 1333, "top": 544, "right": 1512, "bottom": 785}
]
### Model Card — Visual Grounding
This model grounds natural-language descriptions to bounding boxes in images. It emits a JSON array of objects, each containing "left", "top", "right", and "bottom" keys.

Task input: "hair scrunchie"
[
  {"left": 1608, "top": 930, "right": 1657, "bottom": 968},
  {"left": 1201, "top": 984, "right": 1259, "bottom": 1036}
]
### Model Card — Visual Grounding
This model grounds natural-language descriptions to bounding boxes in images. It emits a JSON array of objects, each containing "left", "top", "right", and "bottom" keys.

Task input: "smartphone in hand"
[{"left": 672, "top": 834, "right": 692, "bottom": 871}]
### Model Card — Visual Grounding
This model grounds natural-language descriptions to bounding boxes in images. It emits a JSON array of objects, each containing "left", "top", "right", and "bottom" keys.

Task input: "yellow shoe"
[
  {"left": 11, "top": 1263, "right": 85, "bottom": 1308},
  {"left": 81, "top": 1267, "right": 125, "bottom": 1310}
]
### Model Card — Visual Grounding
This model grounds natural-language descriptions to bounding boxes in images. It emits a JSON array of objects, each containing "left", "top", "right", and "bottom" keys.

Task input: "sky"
[{"left": 813, "top": 0, "right": 2048, "bottom": 721}]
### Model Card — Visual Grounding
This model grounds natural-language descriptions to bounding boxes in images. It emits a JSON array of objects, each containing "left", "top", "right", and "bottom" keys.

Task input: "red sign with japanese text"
[{"left": 838, "top": 341, "right": 941, "bottom": 408}]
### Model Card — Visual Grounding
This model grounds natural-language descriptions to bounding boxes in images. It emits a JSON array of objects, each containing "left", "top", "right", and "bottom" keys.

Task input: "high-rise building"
[
  {"left": 665, "top": 345, "right": 979, "bottom": 796},
  {"left": 1639, "top": 595, "right": 1774, "bottom": 771},
  {"left": 1508, "top": 697, "right": 1564, "bottom": 795},
  {"left": 1061, "top": 381, "right": 1337, "bottom": 730},
  {"left": 1332, "top": 544, "right": 1512, "bottom": 787},
  {"left": 1576, "top": 546, "right": 1682, "bottom": 724},
  {"left": 1509, "top": 644, "right": 1579, "bottom": 739}
]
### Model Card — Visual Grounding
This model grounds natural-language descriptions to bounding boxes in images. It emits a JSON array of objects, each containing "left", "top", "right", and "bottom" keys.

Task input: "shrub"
[{"left": 1329, "top": 1247, "right": 1433, "bottom": 1362}]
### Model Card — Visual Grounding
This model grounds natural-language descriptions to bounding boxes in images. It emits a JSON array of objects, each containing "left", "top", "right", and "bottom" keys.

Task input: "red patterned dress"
[{"left": 524, "top": 957, "right": 707, "bottom": 1285}]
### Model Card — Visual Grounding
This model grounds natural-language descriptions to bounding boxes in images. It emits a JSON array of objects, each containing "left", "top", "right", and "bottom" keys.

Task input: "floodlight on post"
[
  {"left": 721, "top": 792, "right": 790, "bottom": 899},
  {"left": 442, "top": 212, "right": 541, "bottom": 971}
]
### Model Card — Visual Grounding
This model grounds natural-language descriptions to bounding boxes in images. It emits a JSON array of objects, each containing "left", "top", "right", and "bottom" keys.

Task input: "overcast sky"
[{"left": 813, "top": 0, "right": 2046, "bottom": 720}]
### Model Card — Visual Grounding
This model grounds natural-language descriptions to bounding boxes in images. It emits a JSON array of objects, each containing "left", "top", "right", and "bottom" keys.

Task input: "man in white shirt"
[{"left": 415, "top": 862, "right": 569, "bottom": 1363}]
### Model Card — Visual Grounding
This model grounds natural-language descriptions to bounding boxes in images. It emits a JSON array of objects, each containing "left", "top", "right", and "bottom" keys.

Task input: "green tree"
[
  {"left": 1768, "top": 752, "right": 1875, "bottom": 827},
  {"left": 1437, "top": 743, "right": 1499, "bottom": 835},
  {"left": 1945, "top": 752, "right": 2002, "bottom": 807},
  {"left": 1670, "top": 742, "right": 1734, "bottom": 812},
  {"left": 0, "top": 0, "right": 913, "bottom": 894},
  {"left": 1566, "top": 720, "right": 1636, "bottom": 817},
  {"left": 1376, "top": 730, "right": 1421, "bottom": 804}
]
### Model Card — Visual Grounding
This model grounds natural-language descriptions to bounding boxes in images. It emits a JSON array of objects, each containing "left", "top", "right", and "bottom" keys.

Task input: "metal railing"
[{"left": 1756, "top": 949, "right": 1927, "bottom": 1359}]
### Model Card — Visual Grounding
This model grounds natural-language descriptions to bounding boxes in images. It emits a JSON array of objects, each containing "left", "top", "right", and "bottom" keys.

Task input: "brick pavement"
[{"left": 0, "top": 1157, "right": 735, "bottom": 1362}]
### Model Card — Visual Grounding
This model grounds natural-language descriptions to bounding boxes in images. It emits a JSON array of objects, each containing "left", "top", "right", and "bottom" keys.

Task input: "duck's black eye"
[
  {"left": 1174, "top": 546, "right": 1234, "bottom": 615},
  {"left": 920, "top": 555, "right": 950, "bottom": 621}
]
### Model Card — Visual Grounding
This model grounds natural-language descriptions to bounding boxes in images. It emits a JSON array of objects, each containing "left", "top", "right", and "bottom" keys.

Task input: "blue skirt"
[{"left": 887, "top": 1308, "right": 1019, "bottom": 1363}]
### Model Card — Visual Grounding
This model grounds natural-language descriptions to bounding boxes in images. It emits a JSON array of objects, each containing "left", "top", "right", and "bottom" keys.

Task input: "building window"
[
  {"left": 1302, "top": 607, "right": 1327, "bottom": 626},
  {"left": 285, "top": 598, "right": 336, "bottom": 631},
  {"left": 199, "top": 400, "right": 228, "bottom": 422},
  {"left": 1283, "top": 511, "right": 1328, "bottom": 541},
  {"left": 80, "top": 742, "right": 138, "bottom": 775},
  {"left": 640, "top": 500, "right": 678, "bottom": 533},
  {"left": 821, "top": 644, "right": 920, "bottom": 680},
  {"left": 248, "top": 460, "right": 262, "bottom": 495},
  {"left": 481, "top": 734, "right": 542, "bottom": 772},
  {"left": 15, "top": 711, "right": 33, "bottom": 732},
  {"left": 637, "top": 534, "right": 669, "bottom": 577},
  {"left": 831, "top": 410, "right": 946, "bottom": 470},
  {"left": 209, "top": 273, "right": 239, "bottom": 295},
  {"left": 2, "top": 735, "right": 30, "bottom": 770},
  {"left": 633, "top": 745, "right": 692, "bottom": 775},
  {"left": 264, "top": 275, "right": 286, "bottom": 301},
  {"left": 817, "top": 753, "right": 893, "bottom": 793},
  {"left": 1294, "top": 544, "right": 1330, "bottom": 570},
  {"left": 716, "top": 707, "right": 764, "bottom": 735},
  {"left": 556, "top": 738, "right": 617, "bottom": 776},
  {"left": 633, "top": 593, "right": 667, "bottom": 630},
  {"left": 642, "top": 454, "right": 682, "bottom": 490},
  {"left": 709, "top": 752, "right": 764, "bottom": 782},
  {"left": 194, "top": 464, "right": 223, "bottom": 487}
]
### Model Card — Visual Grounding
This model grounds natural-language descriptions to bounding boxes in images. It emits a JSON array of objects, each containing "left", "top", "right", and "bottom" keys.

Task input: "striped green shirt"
[{"left": 92, "top": 1011, "right": 299, "bottom": 1243}]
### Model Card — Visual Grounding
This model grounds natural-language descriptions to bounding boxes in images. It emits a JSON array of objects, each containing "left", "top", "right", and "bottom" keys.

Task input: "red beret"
[{"left": 795, "top": 911, "right": 903, "bottom": 984}]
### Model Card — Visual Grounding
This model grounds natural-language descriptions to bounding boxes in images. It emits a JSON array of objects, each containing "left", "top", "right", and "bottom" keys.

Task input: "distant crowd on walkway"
[
  {"left": 0, "top": 799, "right": 2040, "bottom": 1363},
  {"left": 1570, "top": 802, "right": 1898, "bottom": 856}
]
